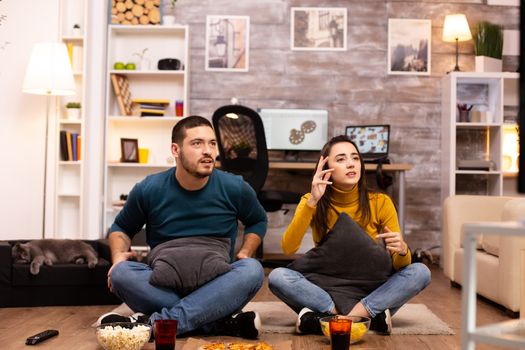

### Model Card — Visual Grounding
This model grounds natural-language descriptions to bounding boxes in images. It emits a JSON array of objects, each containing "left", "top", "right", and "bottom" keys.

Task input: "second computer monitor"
[
  {"left": 345, "top": 124, "right": 390, "bottom": 160},
  {"left": 258, "top": 108, "right": 328, "bottom": 151}
]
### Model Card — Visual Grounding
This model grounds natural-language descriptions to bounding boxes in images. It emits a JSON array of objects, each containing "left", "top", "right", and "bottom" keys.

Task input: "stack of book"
[
  {"left": 59, "top": 131, "right": 81, "bottom": 161},
  {"left": 132, "top": 98, "right": 170, "bottom": 117}
]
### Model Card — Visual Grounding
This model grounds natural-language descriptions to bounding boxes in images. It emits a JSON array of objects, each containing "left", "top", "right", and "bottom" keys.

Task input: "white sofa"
[{"left": 442, "top": 195, "right": 525, "bottom": 317}]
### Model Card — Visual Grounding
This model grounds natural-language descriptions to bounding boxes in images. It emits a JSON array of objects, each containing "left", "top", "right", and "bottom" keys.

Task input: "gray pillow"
[
  {"left": 288, "top": 213, "right": 393, "bottom": 314},
  {"left": 148, "top": 236, "right": 231, "bottom": 296}
]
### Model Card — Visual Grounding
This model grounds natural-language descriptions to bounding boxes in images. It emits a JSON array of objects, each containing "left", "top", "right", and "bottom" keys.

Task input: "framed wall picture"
[
  {"left": 121, "top": 138, "right": 139, "bottom": 163},
  {"left": 205, "top": 15, "right": 250, "bottom": 72},
  {"left": 388, "top": 19, "right": 431, "bottom": 75},
  {"left": 291, "top": 7, "right": 347, "bottom": 51}
]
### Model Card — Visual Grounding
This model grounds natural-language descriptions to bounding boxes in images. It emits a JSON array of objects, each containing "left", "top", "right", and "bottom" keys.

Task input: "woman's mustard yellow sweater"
[{"left": 281, "top": 186, "right": 412, "bottom": 270}]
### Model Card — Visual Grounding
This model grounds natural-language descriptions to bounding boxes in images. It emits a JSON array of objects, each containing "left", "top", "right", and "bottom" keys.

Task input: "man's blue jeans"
[
  {"left": 109, "top": 257, "right": 264, "bottom": 334},
  {"left": 268, "top": 262, "right": 431, "bottom": 317}
]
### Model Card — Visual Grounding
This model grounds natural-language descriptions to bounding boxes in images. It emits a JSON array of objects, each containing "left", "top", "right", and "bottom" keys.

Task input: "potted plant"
[
  {"left": 65, "top": 102, "right": 81, "bottom": 120},
  {"left": 473, "top": 21, "right": 503, "bottom": 72},
  {"left": 72, "top": 23, "right": 81, "bottom": 37},
  {"left": 162, "top": 0, "right": 176, "bottom": 25},
  {"left": 133, "top": 48, "right": 150, "bottom": 71}
]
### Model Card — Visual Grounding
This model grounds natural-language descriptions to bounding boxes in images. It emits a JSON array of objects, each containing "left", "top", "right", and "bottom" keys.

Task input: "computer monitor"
[
  {"left": 345, "top": 124, "right": 390, "bottom": 159},
  {"left": 258, "top": 108, "right": 328, "bottom": 151}
]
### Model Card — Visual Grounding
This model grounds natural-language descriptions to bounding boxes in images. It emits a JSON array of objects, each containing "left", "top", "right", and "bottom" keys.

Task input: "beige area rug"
[
  {"left": 241, "top": 301, "right": 455, "bottom": 335},
  {"left": 96, "top": 301, "right": 454, "bottom": 335}
]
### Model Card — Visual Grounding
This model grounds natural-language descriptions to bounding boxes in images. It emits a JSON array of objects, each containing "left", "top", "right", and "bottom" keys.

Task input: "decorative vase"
[
  {"left": 66, "top": 108, "right": 81, "bottom": 120},
  {"left": 139, "top": 57, "right": 151, "bottom": 71},
  {"left": 475, "top": 56, "right": 502, "bottom": 72}
]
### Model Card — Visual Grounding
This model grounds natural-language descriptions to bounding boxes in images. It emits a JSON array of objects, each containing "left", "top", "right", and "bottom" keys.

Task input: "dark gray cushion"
[
  {"left": 288, "top": 213, "right": 393, "bottom": 314},
  {"left": 148, "top": 236, "right": 231, "bottom": 296}
]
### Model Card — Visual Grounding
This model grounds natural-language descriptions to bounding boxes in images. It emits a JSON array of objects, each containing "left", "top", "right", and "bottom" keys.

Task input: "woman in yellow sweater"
[{"left": 268, "top": 135, "right": 431, "bottom": 335}]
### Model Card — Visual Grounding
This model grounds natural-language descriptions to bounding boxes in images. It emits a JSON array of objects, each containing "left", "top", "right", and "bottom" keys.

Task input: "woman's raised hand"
[
  {"left": 376, "top": 226, "right": 408, "bottom": 256},
  {"left": 307, "top": 156, "right": 333, "bottom": 207}
]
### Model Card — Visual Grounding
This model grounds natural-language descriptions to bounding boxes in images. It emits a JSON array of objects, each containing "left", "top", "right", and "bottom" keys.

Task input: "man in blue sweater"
[{"left": 98, "top": 116, "right": 267, "bottom": 339}]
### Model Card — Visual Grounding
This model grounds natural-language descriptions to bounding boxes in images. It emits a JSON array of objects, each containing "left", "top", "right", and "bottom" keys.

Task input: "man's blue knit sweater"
[{"left": 110, "top": 167, "right": 267, "bottom": 259}]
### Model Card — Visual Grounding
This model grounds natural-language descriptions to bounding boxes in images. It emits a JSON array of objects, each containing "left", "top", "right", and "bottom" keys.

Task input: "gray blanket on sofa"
[
  {"left": 287, "top": 213, "right": 393, "bottom": 314},
  {"left": 147, "top": 236, "right": 231, "bottom": 296}
]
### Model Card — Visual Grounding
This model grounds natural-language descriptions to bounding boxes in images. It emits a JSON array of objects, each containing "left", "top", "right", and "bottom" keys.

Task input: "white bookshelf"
[
  {"left": 103, "top": 24, "right": 189, "bottom": 231},
  {"left": 53, "top": 0, "right": 86, "bottom": 239},
  {"left": 441, "top": 72, "right": 519, "bottom": 204}
]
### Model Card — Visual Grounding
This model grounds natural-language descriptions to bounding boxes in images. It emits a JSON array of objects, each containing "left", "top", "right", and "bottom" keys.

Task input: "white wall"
[{"left": 0, "top": 1, "right": 60, "bottom": 239}]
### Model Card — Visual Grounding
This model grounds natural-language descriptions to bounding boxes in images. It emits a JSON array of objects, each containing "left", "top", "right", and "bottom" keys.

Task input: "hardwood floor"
[{"left": 0, "top": 265, "right": 514, "bottom": 350}]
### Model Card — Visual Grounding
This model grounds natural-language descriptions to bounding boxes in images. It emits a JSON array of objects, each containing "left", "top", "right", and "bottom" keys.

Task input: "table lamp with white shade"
[
  {"left": 442, "top": 14, "right": 472, "bottom": 72},
  {"left": 22, "top": 42, "right": 76, "bottom": 238}
]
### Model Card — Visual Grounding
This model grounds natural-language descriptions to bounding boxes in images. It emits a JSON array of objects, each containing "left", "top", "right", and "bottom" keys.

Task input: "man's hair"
[{"left": 171, "top": 115, "right": 213, "bottom": 144}]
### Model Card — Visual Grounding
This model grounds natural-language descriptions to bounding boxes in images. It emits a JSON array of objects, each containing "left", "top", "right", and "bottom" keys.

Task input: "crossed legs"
[{"left": 109, "top": 258, "right": 264, "bottom": 334}]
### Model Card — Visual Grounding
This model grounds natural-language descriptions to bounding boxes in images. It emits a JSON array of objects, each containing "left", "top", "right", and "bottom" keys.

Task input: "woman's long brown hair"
[{"left": 311, "top": 135, "right": 372, "bottom": 243}]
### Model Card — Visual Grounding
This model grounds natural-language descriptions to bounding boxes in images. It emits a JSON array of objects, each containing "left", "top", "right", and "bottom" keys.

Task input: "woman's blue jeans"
[
  {"left": 268, "top": 262, "right": 431, "bottom": 317},
  {"left": 109, "top": 257, "right": 264, "bottom": 334}
]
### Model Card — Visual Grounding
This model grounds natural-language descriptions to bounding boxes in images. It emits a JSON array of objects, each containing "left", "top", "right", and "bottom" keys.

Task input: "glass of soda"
[{"left": 329, "top": 315, "right": 352, "bottom": 350}]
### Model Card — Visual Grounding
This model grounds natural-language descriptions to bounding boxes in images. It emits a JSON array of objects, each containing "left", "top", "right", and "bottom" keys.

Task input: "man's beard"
[{"left": 178, "top": 148, "right": 213, "bottom": 178}]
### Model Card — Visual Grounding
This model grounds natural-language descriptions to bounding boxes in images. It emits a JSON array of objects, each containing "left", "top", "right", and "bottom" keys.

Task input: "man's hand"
[
  {"left": 376, "top": 226, "right": 408, "bottom": 256},
  {"left": 236, "top": 249, "right": 252, "bottom": 260},
  {"left": 107, "top": 231, "right": 134, "bottom": 291},
  {"left": 107, "top": 251, "right": 136, "bottom": 291},
  {"left": 236, "top": 233, "right": 262, "bottom": 260}
]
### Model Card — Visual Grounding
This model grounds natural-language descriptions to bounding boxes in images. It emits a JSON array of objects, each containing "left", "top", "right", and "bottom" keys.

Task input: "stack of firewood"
[{"left": 111, "top": 0, "right": 161, "bottom": 25}]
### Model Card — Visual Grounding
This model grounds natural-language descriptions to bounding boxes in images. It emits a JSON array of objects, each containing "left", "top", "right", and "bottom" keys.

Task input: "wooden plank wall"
[{"left": 173, "top": 0, "right": 520, "bottom": 251}]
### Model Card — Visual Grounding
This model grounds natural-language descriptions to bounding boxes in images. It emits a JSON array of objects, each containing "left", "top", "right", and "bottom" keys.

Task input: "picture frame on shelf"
[
  {"left": 205, "top": 15, "right": 250, "bottom": 72},
  {"left": 121, "top": 138, "right": 139, "bottom": 163},
  {"left": 290, "top": 7, "right": 347, "bottom": 51},
  {"left": 387, "top": 19, "right": 431, "bottom": 76}
]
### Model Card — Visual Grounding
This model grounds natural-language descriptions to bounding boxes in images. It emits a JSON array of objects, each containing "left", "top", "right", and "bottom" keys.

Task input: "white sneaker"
[
  {"left": 295, "top": 307, "right": 331, "bottom": 334},
  {"left": 96, "top": 312, "right": 149, "bottom": 326}
]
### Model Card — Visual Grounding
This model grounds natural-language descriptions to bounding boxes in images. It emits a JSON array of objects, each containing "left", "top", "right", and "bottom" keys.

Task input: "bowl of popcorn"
[
  {"left": 319, "top": 315, "right": 371, "bottom": 344},
  {"left": 96, "top": 322, "right": 151, "bottom": 350}
]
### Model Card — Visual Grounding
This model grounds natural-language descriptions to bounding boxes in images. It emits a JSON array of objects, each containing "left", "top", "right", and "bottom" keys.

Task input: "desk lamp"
[
  {"left": 22, "top": 42, "right": 76, "bottom": 238},
  {"left": 443, "top": 14, "right": 472, "bottom": 72}
]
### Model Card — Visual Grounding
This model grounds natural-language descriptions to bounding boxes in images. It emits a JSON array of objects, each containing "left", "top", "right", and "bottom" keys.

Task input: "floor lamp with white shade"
[{"left": 22, "top": 42, "right": 76, "bottom": 238}]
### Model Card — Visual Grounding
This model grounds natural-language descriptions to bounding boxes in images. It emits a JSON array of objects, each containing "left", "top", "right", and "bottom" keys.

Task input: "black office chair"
[
  {"left": 212, "top": 105, "right": 268, "bottom": 195},
  {"left": 212, "top": 104, "right": 302, "bottom": 211},
  {"left": 212, "top": 105, "right": 302, "bottom": 263}
]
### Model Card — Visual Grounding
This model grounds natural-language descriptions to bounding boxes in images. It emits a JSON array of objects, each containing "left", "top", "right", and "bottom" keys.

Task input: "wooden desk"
[
  {"left": 267, "top": 162, "right": 412, "bottom": 233},
  {"left": 217, "top": 160, "right": 412, "bottom": 232}
]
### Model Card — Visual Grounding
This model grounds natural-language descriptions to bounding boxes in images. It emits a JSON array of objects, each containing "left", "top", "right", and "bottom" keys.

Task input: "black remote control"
[{"left": 25, "top": 329, "right": 59, "bottom": 345}]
